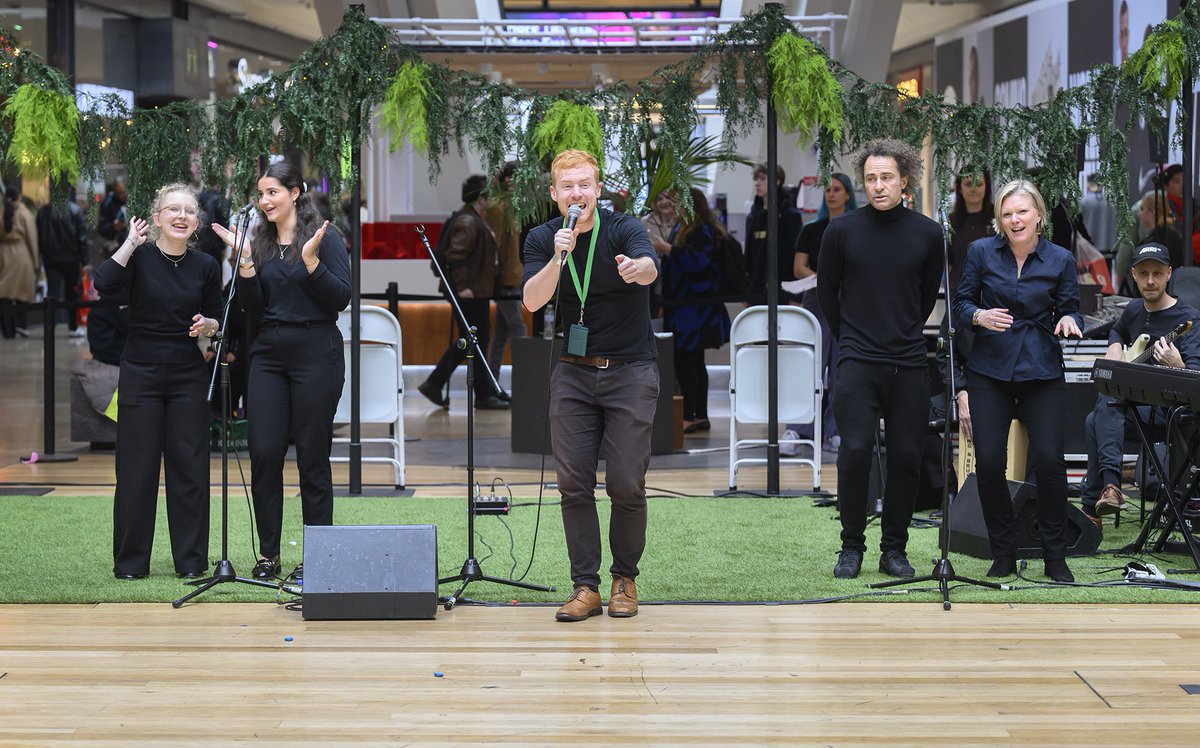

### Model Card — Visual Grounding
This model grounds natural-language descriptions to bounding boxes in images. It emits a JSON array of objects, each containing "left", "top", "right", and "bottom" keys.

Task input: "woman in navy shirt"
[{"left": 953, "top": 179, "right": 1082, "bottom": 583}]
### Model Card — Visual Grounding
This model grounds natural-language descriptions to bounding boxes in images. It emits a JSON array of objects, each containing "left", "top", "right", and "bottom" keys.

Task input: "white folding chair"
[
  {"left": 333, "top": 305, "right": 405, "bottom": 488},
  {"left": 728, "top": 305, "right": 822, "bottom": 492}
]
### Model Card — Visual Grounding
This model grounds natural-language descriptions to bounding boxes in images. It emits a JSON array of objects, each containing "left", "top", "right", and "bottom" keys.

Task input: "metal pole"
[
  {"left": 765, "top": 46, "right": 780, "bottom": 496},
  {"left": 349, "top": 114, "right": 363, "bottom": 494},
  {"left": 35, "top": 298, "right": 77, "bottom": 463},
  {"left": 1184, "top": 1, "right": 1194, "bottom": 266}
]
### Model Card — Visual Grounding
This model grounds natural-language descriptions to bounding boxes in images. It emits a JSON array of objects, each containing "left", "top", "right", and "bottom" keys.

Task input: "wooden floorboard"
[{"left": 2, "top": 603, "right": 1200, "bottom": 746}]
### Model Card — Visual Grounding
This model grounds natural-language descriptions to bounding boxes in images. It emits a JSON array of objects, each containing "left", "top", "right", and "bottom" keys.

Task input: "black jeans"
[
  {"left": 247, "top": 322, "right": 344, "bottom": 559},
  {"left": 831, "top": 360, "right": 928, "bottom": 554},
  {"left": 550, "top": 359, "right": 659, "bottom": 588},
  {"left": 113, "top": 359, "right": 211, "bottom": 575},
  {"left": 968, "top": 372, "right": 1069, "bottom": 559}
]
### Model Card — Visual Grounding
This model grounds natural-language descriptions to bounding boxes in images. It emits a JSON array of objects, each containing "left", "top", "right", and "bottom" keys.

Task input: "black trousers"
[
  {"left": 550, "top": 360, "right": 659, "bottom": 588},
  {"left": 247, "top": 322, "right": 344, "bottom": 559},
  {"left": 113, "top": 359, "right": 210, "bottom": 576},
  {"left": 426, "top": 296, "right": 497, "bottom": 398},
  {"left": 673, "top": 347, "right": 708, "bottom": 420},
  {"left": 44, "top": 259, "right": 82, "bottom": 331},
  {"left": 831, "top": 360, "right": 928, "bottom": 554},
  {"left": 968, "top": 371, "right": 1069, "bottom": 559}
]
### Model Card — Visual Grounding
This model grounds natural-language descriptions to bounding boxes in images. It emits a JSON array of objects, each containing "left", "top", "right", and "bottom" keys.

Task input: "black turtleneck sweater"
[{"left": 817, "top": 204, "right": 943, "bottom": 367}]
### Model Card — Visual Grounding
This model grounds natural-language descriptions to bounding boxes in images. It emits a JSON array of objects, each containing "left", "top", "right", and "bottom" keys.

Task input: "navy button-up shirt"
[{"left": 953, "top": 235, "right": 1082, "bottom": 382}]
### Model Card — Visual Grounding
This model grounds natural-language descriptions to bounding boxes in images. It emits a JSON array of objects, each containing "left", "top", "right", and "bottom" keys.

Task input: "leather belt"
[{"left": 560, "top": 354, "right": 628, "bottom": 369}]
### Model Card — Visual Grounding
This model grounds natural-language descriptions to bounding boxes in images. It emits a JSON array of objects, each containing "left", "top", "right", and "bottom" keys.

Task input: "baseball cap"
[{"left": 1131, "top": 242, "right": 1172, "bottom": 267}]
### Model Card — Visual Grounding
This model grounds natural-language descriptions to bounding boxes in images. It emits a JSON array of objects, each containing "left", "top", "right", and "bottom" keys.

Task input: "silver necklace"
[
  {"left": 158, "top": 247, "right": 185, "bottom": 268},
  {"left": 278, "top": 242, "right": 291, "bottom": 260}
]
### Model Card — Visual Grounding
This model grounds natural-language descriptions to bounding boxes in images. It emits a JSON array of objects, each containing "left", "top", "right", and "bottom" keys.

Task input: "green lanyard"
[{"left": 565, "top": 208, "right": 600, "bottom": 324}]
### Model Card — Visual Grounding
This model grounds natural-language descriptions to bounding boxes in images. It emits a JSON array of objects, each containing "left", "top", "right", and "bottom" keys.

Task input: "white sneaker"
[
  {"left": 823, "top": 435, "right": 841, "bottom": 452},
  {"left": 69, "top": 328, "right": 86, "bottom": 338},
  {"left": 780, "top": 429, "right": 800, "bottom": 456}
]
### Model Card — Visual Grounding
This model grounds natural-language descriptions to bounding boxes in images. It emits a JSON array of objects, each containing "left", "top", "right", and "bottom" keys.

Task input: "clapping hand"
[
  {"left": 302, "top": 221, "right": 329, "bottom": 271},
  {"left": 189, "top": 314, "right": 219, "bottom": 339}
]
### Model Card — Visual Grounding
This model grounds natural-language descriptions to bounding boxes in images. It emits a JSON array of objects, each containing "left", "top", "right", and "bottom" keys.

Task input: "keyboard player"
[{"left": 1080, "top": 243, "right": 1200, "bottom": 531}]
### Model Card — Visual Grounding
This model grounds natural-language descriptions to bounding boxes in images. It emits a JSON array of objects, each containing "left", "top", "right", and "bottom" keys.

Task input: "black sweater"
[
  {"left": 92, "top": 243, "right": 222, "bottom": 365},
  {"left": 817, "top": 204, "right": 943, "bottom": 367},
  {"left": 237, "top": 231, "right": 352, "bottom": 324}
]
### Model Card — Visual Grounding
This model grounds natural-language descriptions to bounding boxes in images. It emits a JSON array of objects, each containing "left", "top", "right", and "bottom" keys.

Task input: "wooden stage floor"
[{"left": 3, "top": 602, "right": 1200, "bottom": 746}]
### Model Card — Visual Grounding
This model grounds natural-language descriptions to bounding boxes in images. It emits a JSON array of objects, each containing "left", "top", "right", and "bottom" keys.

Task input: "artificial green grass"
[{"left": 1, "top": 493, "right": 1197, "bottom": 604}]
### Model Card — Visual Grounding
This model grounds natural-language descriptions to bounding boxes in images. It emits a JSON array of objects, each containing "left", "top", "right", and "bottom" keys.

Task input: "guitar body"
[{"left": 1124, "top": 333, "right": 1151, "bottom": 362}]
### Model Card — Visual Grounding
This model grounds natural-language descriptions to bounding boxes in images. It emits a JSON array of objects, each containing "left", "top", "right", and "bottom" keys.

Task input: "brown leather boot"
[
  {"left": 1095, "top": 484, "right": 1126, "bottom": 516},
  {"left": 608, "top": 576, "right": 638, "bottom": 618},
  {"left": 555, "top": 585, "right": 602, "bottom": 622}
]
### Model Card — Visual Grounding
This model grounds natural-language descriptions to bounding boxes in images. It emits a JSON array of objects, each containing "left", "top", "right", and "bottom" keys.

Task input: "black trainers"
[
  {"left": 833, "top": 549, "right": 863, "bottom": 579},
  {"left": 878, "top": 549, "right": 915, "bottom": 578},
  {"left": 252, "top": 556, "right": 281, "bottom": 579}
]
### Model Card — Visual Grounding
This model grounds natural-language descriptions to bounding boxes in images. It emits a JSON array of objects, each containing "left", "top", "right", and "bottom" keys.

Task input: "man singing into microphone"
[{"left": 522, "top": 149, "right": 660, "bottom": 622}]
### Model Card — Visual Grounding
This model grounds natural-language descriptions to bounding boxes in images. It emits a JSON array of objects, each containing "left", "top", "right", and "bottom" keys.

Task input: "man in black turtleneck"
[{"left": 817, "top": 139, "right": 943, "bottom": 580}]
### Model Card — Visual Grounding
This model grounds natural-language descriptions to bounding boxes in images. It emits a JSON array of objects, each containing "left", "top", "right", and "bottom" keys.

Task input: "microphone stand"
[
  {"left": 174, "top": 208, "right": 278, "bottom": 607},
  {"left": 868, "top": 207, "right": 1008, "bottom": 610},
  {"left": 415, "top": 225, "right": 553, "bottom": 610}
]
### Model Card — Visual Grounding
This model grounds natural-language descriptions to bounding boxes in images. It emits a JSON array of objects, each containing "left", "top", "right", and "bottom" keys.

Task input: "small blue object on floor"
[
  {"left": 284, "top": 636, "right": 293, "bottom": 642},
  {"left": 434, "top": 672, "right": 444, "bottom": 678}
]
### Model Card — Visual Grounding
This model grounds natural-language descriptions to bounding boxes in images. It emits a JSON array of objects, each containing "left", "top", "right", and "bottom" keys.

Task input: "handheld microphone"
[
  {"left": 562, "top": 204, "right": 583, "bottom": 262},
  {"left": 565, "top": 203, "right": 583, "bottom": 231}
]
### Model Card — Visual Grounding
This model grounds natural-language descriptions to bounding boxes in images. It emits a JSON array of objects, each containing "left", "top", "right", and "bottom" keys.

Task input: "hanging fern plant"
[
  {"left": 1124, "top": 18, "right": 1187, "bottom": 103},
  {"left": 3, "top": 84, "right": 80, "bottom": 184},
  {"left": 532, "top": 99, "right": 604, "bottom": 166},
  {"left": 379, "top": 61, "right": 431, "bottom": 152},
  {"left": 768, "top": 33, "right": 844, "bottom": 146}
]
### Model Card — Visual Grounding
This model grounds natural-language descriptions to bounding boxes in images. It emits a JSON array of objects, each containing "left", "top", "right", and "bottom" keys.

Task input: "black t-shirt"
[
  {"left": 817, "top": 204, "right": 944, "bottom": 367},
  {"left": 522, "top": 208, "right": 658, "bottom": 360},
  {"left": 1109, "top": 298, "right": 1200, "bottom": 369},
  {"left": 237, "top": 230, "right": 352, "bottom": 324},
  {"left": 92, "top": 243, "right": 222, "bottom": 365},
  {"left": 795, "top": 216, "right": 829, "bottom": 270}
]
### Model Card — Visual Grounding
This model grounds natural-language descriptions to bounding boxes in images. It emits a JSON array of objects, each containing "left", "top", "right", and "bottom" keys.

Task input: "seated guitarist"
[{"left": 1081, "top": 243, "right": 1200, "bottom": 531}]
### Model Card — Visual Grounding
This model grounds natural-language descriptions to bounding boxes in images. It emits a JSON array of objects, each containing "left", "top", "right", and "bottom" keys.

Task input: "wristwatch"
[
  {"left": 238, "top": 254, "right": 255, "bottom": 269},
  {"left": 972, "top": 310, "right": 982, "bottom": 326}
]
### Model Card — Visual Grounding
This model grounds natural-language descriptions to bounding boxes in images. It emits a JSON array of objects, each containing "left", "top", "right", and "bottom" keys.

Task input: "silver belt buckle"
[{"left": 597, "top": 357, "right": 610, "bottom": 369}]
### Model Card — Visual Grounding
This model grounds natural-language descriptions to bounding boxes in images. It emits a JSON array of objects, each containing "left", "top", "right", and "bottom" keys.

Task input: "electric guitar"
[{"left": 1123, "top": 321, "right": 1193, "bottom": 364}]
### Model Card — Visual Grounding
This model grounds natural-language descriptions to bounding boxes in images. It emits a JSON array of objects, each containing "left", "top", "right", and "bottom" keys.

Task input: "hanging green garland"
[
  {"left": 3, "top": 84, "right": 80, "bottom": 184},
  {"left": 379, "top": 61, "right": 431, "bottom": 153},
  {"left": 768, "top": 33, "right": 844, "bottom": 148},
  {"left": 532, "top": 99, "right": 604, "bottom": 165}
]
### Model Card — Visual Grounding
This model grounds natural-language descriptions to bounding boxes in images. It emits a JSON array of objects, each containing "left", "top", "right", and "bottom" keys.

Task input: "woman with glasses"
[
  {"left": 93, "top": 183, "right": 222, "bottom": 580},
  {"left": 213, "top": 160, "right": 351, "bottom": 582}
]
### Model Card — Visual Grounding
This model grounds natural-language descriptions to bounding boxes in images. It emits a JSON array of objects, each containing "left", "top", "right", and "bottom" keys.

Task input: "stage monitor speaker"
[
  {"left": 948, "top": 474, "right": 1101, "bottom": 560},
  {"left": 302, "top": 524, "right": 438, "bottom": 620}
]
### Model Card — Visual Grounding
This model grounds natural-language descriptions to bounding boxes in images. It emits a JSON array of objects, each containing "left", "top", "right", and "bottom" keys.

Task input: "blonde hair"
[
  {"left": 147, "top": 182, "right": 202, "bottom": 245},
  {"left": 1139, "top": 191, "right": 1175, "bottom": 228},
  {"left": 550, "top": 149, "right": 600, "bottom": 185},
  {"left": 992, "top": 179, "right": 1048, "bottom": 237}
]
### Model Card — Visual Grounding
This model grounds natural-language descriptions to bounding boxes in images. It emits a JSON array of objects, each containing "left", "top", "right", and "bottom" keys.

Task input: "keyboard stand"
[{"left": 1123, "top": 403, "right": 1200, "bottom": 570}]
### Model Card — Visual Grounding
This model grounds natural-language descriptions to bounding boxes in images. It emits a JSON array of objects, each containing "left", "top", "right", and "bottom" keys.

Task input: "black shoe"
[
  {"left": 986, "top": 555, "right": 1016, "bottom": 578},
  {"left": 177, "top": 569, "right": 206, "bottom": 579},
  {"left": 114, "top": 572, "right": 147, "bottom": 580},
  {"left": 496, "top": 389, "right": 511, "bottom": 402},
  {"left": 1044, "top": 558, "right": 1074, "bottom": 583},
  {"left": 286, "top": 563, "right": 304, "bottom": 586},
  {"left": 833, "top": 549, "right": 863, "bottom": 579},
  {"left": 475, "top": 394, "right": 511, "bottom": 410},
  {"left": 417, "top": 381, "right": 450, "bottom": 409},
  {"left": 878, "top": 549, "right": 915, "bottom": 578},
  {"left": 252, "top": 556, "right": 281, "bottom": 579}
]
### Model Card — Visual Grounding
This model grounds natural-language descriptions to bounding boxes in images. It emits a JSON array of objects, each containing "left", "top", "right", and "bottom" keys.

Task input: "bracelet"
[
  {"left": 238, "top": 256, "right": 254, "bottom": 269},
  {"left": 972, "top": 310, "right": 982, "bottom": 326}
]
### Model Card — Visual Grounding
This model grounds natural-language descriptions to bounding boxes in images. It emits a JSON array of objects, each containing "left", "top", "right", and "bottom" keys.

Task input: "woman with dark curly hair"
[
  {"left": 93, "top": 183, "right": 222, "bottom": 580},
  {"left": 213, "top": 160, "right": 351, "bottom": 581}
]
